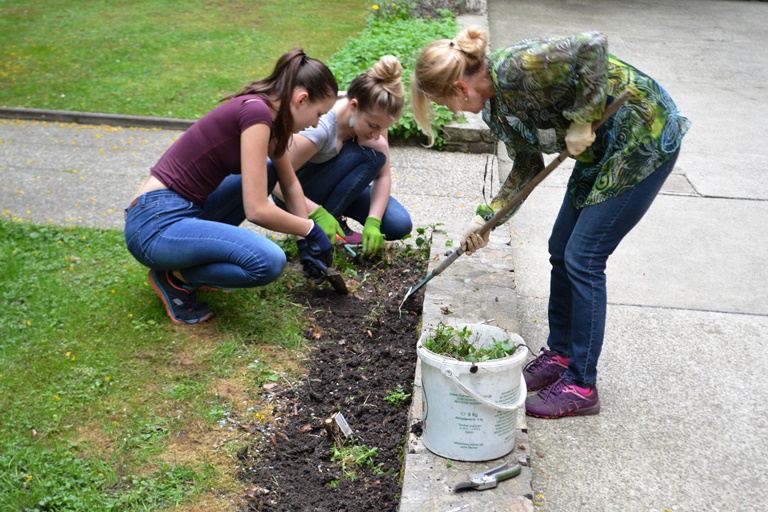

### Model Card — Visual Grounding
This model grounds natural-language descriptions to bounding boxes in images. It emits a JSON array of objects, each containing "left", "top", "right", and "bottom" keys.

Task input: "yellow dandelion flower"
[
  {"left": 26, "top": 475, "right": 33, "bottom": 482},
  {"left": 372, "top": 4, "right": 379, "bottom": 10},
  {"left": 54, "top": 395, "right": 60, "bottom": 401},
  {"left": 26, "top": 320, "right": 31, "bottom": 327}
]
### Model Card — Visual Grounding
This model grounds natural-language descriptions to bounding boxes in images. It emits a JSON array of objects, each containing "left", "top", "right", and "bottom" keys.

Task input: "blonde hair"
[
  {"left": 347, "top": 55, "right": 405, "bottom": 120},
  {"left": 411, "top": 26, "right": 488, "bottom": 146}
]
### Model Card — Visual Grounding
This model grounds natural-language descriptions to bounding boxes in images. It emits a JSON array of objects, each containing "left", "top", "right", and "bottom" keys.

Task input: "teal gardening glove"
[
  {"left": 362, "top": 216, "right": 385, "bottom": 256},
  {"left": 309, "top": 205, "right": 344, "bottom": 241}
]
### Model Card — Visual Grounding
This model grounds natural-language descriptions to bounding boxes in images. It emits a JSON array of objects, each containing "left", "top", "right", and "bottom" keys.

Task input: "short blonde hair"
[
  {"left": 411, "top": 26, "right": 488, "bottom": 146},
  {"left": 348, "top": 55, "right": 405, "bottom": 120}
]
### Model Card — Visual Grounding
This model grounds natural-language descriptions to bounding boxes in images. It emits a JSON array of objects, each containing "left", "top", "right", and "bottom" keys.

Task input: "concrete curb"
[{"left": 0, "top": 106, "right": 196, "bottom": 131}]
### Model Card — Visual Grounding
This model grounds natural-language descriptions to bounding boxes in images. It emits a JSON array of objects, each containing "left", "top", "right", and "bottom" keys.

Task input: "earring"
[
  {"left": 464, "top": 97, "right": 469, "bottom": 102},
  {"left": 349, "top": 116, "right": 355, "bottom": 128}
]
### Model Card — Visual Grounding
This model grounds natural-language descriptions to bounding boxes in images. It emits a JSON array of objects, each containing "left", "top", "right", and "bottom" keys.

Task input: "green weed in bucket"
[{"left": 423, "top": 323, "right": 522, "bottom": 362}]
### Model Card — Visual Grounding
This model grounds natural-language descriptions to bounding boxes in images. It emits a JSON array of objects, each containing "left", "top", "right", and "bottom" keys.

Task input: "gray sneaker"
[
  {"left": 523, "top": 348, "right": 570, "bottom": 391},
  {"left": 148, "top": 269, "right": 213, "bottom": 324}
]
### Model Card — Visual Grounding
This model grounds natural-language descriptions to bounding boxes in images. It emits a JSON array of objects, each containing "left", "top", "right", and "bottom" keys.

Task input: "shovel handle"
[{"left": 475, "top": 90, "right": 633, "bottom": 238}]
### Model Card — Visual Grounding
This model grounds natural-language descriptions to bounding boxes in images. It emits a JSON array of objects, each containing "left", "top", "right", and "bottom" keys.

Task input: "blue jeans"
[
  {"left": 546, "top": 148, "right": 681, "bottom": 387},
  {"left": 124, "top": 174, "right": 286, "bottom": 289},
  {"left": 271, "top": 140, "right": 413, "bottom": 240}
]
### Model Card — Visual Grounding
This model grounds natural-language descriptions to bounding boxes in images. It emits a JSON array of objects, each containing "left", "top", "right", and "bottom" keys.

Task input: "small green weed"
[
  {"left": 248, "top": 359, "right": 282, "bottom": 387},
  {"left": 383, "top": 384, "right": 412, "bottom": 407},
  {"left": 330, "top": 440, "right": 384, "bottom": 481},
  {"left": 400, "top": 222, "right": 444, "bottom": 260}
]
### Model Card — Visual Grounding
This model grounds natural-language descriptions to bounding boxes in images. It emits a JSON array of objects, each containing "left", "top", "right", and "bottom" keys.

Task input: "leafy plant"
[
  {"left": 423, "top": 323, "right": 521, "bottom": 362},
  {"left": 330, "top": 440, "right": 384, "bottom": 480},
  {"left": 248, "top": 359, "right": 282, "bottom": 387},
  {"left": 401, "top": 222, "right": 444, "bottom": 259},
  {"left": 384, "top": 384, "right": 412, "bottom": 407},
  {"left": 328, "top": 6, "right": 461, "bottom": 148}
]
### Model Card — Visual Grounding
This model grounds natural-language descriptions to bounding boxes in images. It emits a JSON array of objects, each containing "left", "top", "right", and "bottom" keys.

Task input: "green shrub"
[{"left": 328, "top": 5, "right": 461, "bottom": 149}]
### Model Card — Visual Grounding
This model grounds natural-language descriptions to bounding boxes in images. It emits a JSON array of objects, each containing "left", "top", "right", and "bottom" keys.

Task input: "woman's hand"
[
  {"left": 460, "top": 215, "right": 490, "bottom": 255},
  {"left": 362, "top": 216, "right": 385, "bottom": 256},
  {"left": 565, "top": 122, "right": 596, "bottom": 156},
  {"left": 309, "top": 205, "right": 344, "bottom": 241},
  {"left": 297, "top": 221, "right": 333, "bottom": 278}
]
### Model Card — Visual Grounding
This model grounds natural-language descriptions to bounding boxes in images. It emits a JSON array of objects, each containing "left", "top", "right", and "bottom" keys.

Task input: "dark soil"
[{"left": 238, "top": 247, "right": 427, "bottom": 512}]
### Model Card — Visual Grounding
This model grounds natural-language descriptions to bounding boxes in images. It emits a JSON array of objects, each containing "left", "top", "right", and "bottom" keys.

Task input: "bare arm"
[
  {"left": 240, "top": 123, "right": 313, "bottom": 236},
  {"left": 361, "top": 132, "right": 392, "bottom": 220},
  {"left": 271, "top": 133, "right": 321, "bottom": 212}
]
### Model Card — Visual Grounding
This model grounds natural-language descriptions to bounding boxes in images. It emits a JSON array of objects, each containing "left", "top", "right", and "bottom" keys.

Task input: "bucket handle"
[{"left": 444, "top": 368, "right": 526, "bottom": 412}]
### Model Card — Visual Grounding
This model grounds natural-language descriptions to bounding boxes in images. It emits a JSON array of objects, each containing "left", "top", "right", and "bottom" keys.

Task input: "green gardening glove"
[
  {"left": 362, "top": 216, "right": 385, "bottom": 256},
  {"left": 309, "top": 205, "right": 344, "bottom": 242}
]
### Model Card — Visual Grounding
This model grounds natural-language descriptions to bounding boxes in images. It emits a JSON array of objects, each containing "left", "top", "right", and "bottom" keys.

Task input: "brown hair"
[
  {"left": 411, "top": 26, "right": 488, "bottom": 146},
  {"left": 224, "top": 48, "right": 338, "bottom": 156},
  {"left": 347, "top": 55, "right": 405, "bottom": 120}
]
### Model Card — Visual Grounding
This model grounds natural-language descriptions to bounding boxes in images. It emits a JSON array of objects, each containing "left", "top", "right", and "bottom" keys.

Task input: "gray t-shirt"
[{"left": 299, "top": 109, "right": 339, "bottom": 164}]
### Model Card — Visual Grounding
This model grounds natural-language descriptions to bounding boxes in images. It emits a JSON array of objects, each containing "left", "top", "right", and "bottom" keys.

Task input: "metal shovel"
[{"left": 399, "top": 90, "right": 633, "bottom": 309}]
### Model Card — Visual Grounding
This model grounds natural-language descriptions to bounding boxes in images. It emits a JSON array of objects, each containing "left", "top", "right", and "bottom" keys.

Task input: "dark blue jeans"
[
  {"left": 272, "top": 140, "right": 413, "bottom": 240},
  {"left": 547, "top": 149, "right": 681, "bottom": 387},
  {"left": 124, "top": 175, "right": 286, "bottom": 289}
]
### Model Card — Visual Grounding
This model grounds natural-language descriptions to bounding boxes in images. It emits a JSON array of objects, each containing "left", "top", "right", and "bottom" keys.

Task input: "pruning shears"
[{"left": 452, "top": 462, "right": 522, "bottom": 493}]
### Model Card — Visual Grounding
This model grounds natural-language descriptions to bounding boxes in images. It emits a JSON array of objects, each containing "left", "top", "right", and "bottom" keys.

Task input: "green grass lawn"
[{"left": 0, "top": 0, "right": 370, "bottom": 119}]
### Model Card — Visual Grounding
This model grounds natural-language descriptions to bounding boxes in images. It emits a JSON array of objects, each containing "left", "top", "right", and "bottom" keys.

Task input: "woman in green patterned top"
[{"left": 411, "top": 26, "right": 690, "bottom": 419}]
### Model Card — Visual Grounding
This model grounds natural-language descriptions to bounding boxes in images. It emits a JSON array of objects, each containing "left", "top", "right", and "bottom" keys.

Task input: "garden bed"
[{"left": 238, "top": 248, "right": 426, "bottom": 511}]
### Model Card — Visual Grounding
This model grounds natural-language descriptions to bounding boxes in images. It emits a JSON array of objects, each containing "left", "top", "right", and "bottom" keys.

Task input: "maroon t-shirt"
[{"left": 151, "top": 94, "right": 273, "bottom": 204}]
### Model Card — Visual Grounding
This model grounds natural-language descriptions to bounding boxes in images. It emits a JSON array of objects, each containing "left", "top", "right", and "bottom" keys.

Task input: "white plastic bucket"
[{"left": 417, "top": 324, "right": 528, "bottom": 461}]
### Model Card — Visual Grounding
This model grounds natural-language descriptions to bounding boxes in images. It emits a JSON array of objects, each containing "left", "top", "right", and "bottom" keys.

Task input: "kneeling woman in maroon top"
[{"left": 125, "top": 49, "right": 338, "bottom": 324}]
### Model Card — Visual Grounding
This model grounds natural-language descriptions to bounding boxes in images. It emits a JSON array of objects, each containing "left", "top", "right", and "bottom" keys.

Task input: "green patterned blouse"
[{"left": 477, "top": 31, "right": 691, "bottom": 224}]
